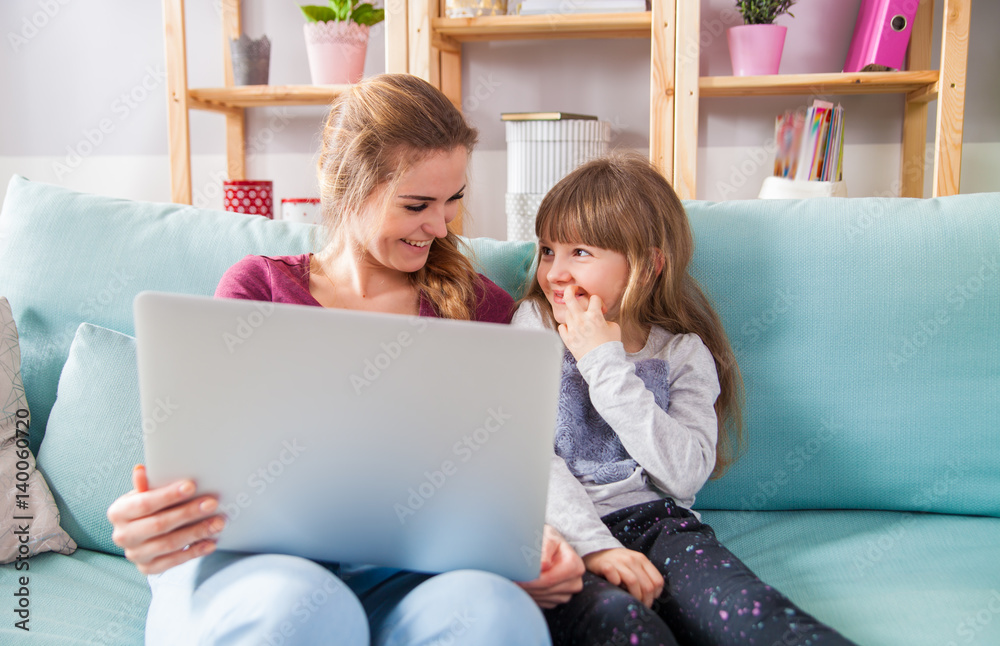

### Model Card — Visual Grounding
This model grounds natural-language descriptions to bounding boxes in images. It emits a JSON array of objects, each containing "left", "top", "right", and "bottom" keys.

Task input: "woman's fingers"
[
  {"left": 132, "top": 464, "right": 149, "bottom": 493},
  {"left": 124, "top": 510, "right": 226, "bottom": 572},
  {"left": 119, "top": 494, "right": 223, "bottom": 548},
  {"left": 108, "top": 479, "right": 198, "bottom": 527},
  {"left": 131, "top": 534, "right": 219, "bottom": 576}
]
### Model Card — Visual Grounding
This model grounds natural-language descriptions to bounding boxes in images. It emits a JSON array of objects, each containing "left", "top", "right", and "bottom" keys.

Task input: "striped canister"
[{"left": 505, "top": 119, "right": 610, "bottom": 241}]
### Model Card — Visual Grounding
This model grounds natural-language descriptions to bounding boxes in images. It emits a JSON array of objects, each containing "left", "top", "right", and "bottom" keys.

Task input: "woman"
[{"left": 107, "top": 74, "right": 583, "bottom": 646}]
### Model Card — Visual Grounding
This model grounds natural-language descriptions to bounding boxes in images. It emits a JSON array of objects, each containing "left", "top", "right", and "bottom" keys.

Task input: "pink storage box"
[{"left": 843, "top": 0, "right": 919, "bottom": 73}]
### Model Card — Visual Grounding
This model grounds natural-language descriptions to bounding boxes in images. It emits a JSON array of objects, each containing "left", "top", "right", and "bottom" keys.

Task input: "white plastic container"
[{"left": 758, "top": 176, "right": 848, "bottom": 199}]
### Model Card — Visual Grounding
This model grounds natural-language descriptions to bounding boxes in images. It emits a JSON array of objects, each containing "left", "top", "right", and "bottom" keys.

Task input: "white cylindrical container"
[
  {"left": 504, "top": 119, "right": 610, "bottom": 241},
  {"left": 280, "top": 198, "right": 322, "bottom": 224}
]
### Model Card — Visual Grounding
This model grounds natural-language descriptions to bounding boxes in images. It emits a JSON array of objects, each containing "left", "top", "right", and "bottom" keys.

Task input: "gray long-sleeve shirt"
[{"left": 512, "top": 302, "right": 720, "bottom": 557}]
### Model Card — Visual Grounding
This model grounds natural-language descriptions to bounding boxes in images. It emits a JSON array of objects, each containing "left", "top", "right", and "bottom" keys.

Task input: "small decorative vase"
[
  {"left": 303, "top": 21, "right": 369, "bottom": 85},
  {"left": 727, "top": 24, "right": 787, "bottom": 76},
  {"left": 445, "top": 0, "right": 506, "bottom": 18},
  {"left": 230, "top": 34, "right": 271, "bottom": 85}
]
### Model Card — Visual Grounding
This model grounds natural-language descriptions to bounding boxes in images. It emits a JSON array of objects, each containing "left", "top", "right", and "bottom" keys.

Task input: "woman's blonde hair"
[
  {"left": 522, "top": 151, "right": 744, "bottom": 477},
  {"left": 315, "top": 73, "right": 481, "bottom": 320}
]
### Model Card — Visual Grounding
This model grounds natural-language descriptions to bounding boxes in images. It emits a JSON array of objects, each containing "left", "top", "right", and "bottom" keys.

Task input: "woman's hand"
[
  {"left": 583, "top": 547, "right": 664, "bottom": 608},
  {"left": 517, "top": 525, "right": 585, "bottom": 609},
  {"left": 557, "top": 285, "right": 622, "bottom": 361},
  {"left": 106, "top": 465, "right": 225, "bottom": 575}
]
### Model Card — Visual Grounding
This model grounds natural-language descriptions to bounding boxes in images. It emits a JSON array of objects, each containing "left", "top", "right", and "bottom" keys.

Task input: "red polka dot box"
[{"left": 223, "top": 180, "right": 273, "bottom": 218}]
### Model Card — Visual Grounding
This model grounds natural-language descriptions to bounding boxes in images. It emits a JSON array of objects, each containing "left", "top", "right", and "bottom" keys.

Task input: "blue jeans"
[{"left": 146, "top": 552, "right": 551, "bottom": 645}]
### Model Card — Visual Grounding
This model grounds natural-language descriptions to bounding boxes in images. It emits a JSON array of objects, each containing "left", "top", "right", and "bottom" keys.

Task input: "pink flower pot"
[
  {"left": 303, "top": 21, "right": 369, "bottom": 85},
  {"left": 727, "top": 24, "right": 787, "bottom": 76}
]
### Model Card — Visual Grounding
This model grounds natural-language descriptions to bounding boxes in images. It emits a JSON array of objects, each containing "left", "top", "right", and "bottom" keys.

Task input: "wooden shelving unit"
[
  {"left": 163, "top": 0, "right": 353, "bottom": 204},
  {"left": 395, "top": 0, "right": 970, "bottom": 199},
  {"left": 162, "top": 0, "right": 969, "bottom": 204},
  {"left": 677, "top": 0, "right": 970, "bottom": 199},
  {"left": 390, "top": 0, "right": 682, "bottom": 193}
]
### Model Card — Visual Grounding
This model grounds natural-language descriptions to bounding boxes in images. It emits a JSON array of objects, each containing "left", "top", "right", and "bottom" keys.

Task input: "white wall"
[{"left": 1, "top": 0, "right": 997, "bottom": 240}]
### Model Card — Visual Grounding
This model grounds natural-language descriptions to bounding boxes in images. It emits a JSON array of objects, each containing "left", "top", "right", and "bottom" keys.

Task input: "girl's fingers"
[
  {"left": 617, "top": 566, "right": 643, "bottom": 602},
  {"left": 588, "top": 294, "right": 606, "bottom": 315},
  {"left": 644, "top": 560, "right": 665, "bottom": 599},
  {"left": 601, "top": 564, "right": 622, "bottom": 588}
]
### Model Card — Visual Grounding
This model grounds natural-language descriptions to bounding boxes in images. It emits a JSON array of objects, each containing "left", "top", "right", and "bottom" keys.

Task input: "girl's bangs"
[{"left": 535, "top": 188, "right": 625, "bottom": 253}]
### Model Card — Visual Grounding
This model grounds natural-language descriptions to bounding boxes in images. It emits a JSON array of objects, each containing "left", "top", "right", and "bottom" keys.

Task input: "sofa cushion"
[
  {"left": 36, "top": 324, "right": 142, "bottom": 556},
  {"left": 686, "top": 195, "right": 1000, "bottom": 517},
  {"left": 0, "top": 296, "right": 76, "bottom": 563},
  {"left": 0, "top": 177, "right": 319, "bottom": 454},
  {"left": 700, "top": 509, "right": 1000, "bottom": 646},
  {"left": 0, "top": 548, "right": 148, "bottom": 643},
  {"left": 0, "top": 176, "right": 537, "bottom": 453}
]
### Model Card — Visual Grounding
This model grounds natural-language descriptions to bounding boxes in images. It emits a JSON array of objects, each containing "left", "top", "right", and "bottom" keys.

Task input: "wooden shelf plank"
[
  {"left": 700, "top": 71, "right": 939, "bottom": 98},
  {"left": 431, "top": 12, "right": 651, "bottom": 42},
  {"left": 188, "top": 85, "right": 350, "bottom": 109}
]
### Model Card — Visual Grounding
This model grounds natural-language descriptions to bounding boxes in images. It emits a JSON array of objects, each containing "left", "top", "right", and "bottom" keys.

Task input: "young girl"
[{"left": 514, "top": 152, "right": 856, "bottom": 645}]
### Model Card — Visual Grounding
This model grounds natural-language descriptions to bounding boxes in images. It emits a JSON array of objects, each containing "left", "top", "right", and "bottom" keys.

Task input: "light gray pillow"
[{"left": 0, "top": 296, "right": 76, "bottom": 563}]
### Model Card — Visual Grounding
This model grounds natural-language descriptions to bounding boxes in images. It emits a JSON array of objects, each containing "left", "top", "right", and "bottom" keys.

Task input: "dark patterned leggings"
[{"left": 545, "top": 499, "right": 857, "bottom": 646}]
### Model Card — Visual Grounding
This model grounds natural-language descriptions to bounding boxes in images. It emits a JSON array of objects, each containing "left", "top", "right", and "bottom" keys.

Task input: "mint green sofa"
[{"left": 0, "top": 175, "right": 997, "bottom": 645}]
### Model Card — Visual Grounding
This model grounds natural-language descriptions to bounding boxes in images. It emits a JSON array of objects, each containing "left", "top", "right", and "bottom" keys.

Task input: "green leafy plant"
[
  {"left": 735, "top": 0, "right": 796, "bottom": 25},
  {"left": 299, "top": 0, "right": 385, "bottom": 26}
]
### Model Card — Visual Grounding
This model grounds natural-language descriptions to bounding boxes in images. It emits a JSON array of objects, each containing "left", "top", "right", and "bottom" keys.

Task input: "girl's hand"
[
  {"left": 583, "top": 547, "right": 664, "bottom": 608},
  {"left": 558, "top": 285, "right": 622, "bottom": 361},
  {"left": 107, "top": 465, "right": 225, "bottom": 575},
  {"left": 517, "top": 525, "right": 585, "bottom": 608}
]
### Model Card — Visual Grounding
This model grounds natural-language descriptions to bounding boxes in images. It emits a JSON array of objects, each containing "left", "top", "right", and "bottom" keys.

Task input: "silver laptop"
[{"left": 134, "top": 291, "right": 563, "bottom": 581}]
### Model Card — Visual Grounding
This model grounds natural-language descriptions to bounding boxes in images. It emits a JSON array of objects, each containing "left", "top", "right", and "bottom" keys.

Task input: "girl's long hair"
[
  {"left": 522, "top": 151, "right": 744, "bottom": 477},
  {"left": 315, "top": 73, "right": 481, "bottom": 320}
]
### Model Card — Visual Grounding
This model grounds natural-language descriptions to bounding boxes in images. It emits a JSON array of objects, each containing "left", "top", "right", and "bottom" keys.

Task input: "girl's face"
[
  {"left": 537, "top": 237, "right": 630, "bottom": 324},
  {"left": 360, "top": 147, "right": 467, "bottom": 274}
]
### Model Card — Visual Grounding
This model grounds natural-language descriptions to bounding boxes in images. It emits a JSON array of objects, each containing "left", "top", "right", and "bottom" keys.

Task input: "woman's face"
[{"left": 360, "top": 147, "right": 468, "bottom": 274}]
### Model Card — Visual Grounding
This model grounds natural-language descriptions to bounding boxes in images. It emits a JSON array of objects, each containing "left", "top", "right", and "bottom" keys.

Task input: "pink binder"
[{"left": 843, "top": 0, "right": 919, "bottom": 73}]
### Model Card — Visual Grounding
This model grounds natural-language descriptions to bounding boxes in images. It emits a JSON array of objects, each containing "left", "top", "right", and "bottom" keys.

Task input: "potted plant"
[
  {"left": 300, "top": 0, "right": 385, "bottom": 85},
  {"left": 728, "top": 0, "right": 796, "bottom": 76}
]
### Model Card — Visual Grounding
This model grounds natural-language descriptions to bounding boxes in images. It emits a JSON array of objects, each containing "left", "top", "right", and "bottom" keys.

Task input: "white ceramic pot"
[{"left": 303, "top": 21, "right": 369, "bottom": 85}]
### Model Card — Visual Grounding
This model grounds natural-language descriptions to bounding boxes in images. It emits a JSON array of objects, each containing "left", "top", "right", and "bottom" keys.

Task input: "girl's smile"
[{"left": 537, "top": 238, "right": 629, "bottom": 324}]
